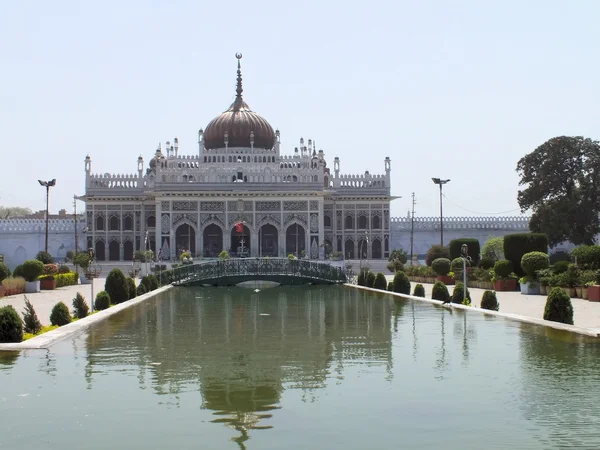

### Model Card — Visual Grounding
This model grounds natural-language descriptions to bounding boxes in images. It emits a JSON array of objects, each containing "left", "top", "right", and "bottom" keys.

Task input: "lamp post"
[
  {"left": 431, "top": 178, "right": 450, "bottom": 246},
  {"left": 88, "top": 247, "right": 95, "bottom": 313},
  {"left": 359, "top": 231, "right": 368, "bottom": 275},
  {"left": 461, "top": 244, "right": 472, "bottom": 304},
  {"left": 38, "top": 179, "right": 56, "bottom": 253}
]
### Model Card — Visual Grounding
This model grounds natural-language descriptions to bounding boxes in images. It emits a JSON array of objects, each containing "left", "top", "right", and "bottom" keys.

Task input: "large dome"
[{"left": 203, "top": 54, "right": 275, "bottom": 150}]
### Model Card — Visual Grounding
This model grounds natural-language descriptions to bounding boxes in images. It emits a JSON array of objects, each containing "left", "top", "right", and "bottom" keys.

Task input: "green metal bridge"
[{"left": 171, "top": 258, "right": 348, "bottom": 286}]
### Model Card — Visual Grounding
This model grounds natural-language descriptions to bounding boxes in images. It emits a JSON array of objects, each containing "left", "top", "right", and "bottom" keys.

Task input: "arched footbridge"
[{"left": 171, "top": 258, "right": 348, "bottom": 286}]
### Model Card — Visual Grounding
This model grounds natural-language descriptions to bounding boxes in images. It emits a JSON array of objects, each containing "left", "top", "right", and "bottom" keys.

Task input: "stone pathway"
[
  {"left": 386, "top": 276, "right": 600, "bottom": 331},
  {"left": 0, "top": 279, "right": 109, "bottom": 326}
]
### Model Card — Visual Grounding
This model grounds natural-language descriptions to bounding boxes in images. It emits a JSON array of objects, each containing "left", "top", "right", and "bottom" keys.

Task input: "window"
[
  {"left": 147, "top": 215, "right": 156, "bottom": 228},
  {"left": 123, "top": 215, "right": 133, "bottom": 231},
  {"left": 109, "top": 216, "right": 120, "bottom": 231},
  {"left": 96, "top": 216, "right": 104, "bottom": 231},
  {"left": 324, "top": 215, "right": 331, "bottom": 227}
]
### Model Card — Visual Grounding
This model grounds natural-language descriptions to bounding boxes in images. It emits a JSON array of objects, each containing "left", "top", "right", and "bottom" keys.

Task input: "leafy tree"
[
  {"left": 0, "top": 206, "right": 32, "bottom": 219},
  {"left": 388, "top": 249, "right": 408, "bottom": 264},
  {"left": 517, "top": 136, "right": 600, "bottom": 247},
  {"left": 481, "top": 236, "right": 504, "bottom": 261}
]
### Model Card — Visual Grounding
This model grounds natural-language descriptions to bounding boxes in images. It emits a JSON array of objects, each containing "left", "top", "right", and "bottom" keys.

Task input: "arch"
[
  {"left": 358, "top": 238, "right": 368, "bottom": 259},
  {"left": 123, "top": 241, "right": 134, "bottom": 261},
  {"left": 109, "top": 215, "right": 120, "bottom": 231},
  {"left": 344, "top": 239, "right": 355, "bottom": 259},
  {"left": 372, "top": 239, "right": 382, "bottom": 259},
  {"left": 344, "top": 215, "right": 354, "bottom": 230},
  {"left": 372, "top": 215, "right": 381, "bottom": 229},
  {"left": 13, "top": 246, "right": 27, "bottom": 266},
  {"left": 96, "top": 216, "right": 105, "bottom": 231},
  {"left": 259, "top": 223, "right": 279, "bottom": 257},
  {"left": 95, "top": 240, "right": 106, "bottom": 261},
  {"left": 203, "top": 223, "right": 223, "bottom": 257},
  {"left": 123, "top": 215, "right": 133, "bottom": 231},
  {"left": 324, "top": 214, "right": 331, "bottom": 227},
  {"left": 231, "top": 223, "right": 250, "bottom": 257},
  {"left": 108, "top": 240, "right": 120, "bottom": 261},
  {"left": 358, "top": 215, "right": 368, "bottom": 229},
  {"left": 176, "top": 223, "right": 196, "bottom": 257},
  {"left": 147, "top": 215, "right": 156, "bottom": 228},
  {"left": 285, "top": 223, "right": 306, "bottom": 257}
]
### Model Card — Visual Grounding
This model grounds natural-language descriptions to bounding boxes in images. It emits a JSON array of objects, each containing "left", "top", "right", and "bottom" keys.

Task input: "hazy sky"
[{"left": 1, "top": 0, "right": 598, "bottom": 219}]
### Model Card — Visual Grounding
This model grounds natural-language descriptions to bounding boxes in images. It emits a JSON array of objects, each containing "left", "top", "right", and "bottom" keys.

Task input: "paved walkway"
[
  {"left": 0, "top": 279, "right": 110, "bottom": 326},
  {"left": 385, "top": 276, "right": 600, "bottom": 331}
]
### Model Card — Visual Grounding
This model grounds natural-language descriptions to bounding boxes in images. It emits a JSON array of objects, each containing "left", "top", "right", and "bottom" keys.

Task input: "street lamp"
[
  {"left": 431, "top": 178, "right": 450, "bottom": 246},
  {"left": 461, "top": 244, "right": 472, "bottom": 305},
  {"left": 38, "top": 179, "right": 56, "bottom": 254}
]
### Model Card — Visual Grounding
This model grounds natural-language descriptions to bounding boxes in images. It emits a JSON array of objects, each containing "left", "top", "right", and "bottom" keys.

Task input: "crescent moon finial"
[{"left": 235, "top": 53, "right": 242, "bottom": 60}]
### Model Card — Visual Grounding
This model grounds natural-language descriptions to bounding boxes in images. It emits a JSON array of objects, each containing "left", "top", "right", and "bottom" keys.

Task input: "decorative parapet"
[
  {"left": 0, "top": 218, "right": 87, "bottom": 233},
  {"left": 88, "top": 173, "right": 141, "bottom": 189},
  {"left": 390, "top": 216, "right": 530, "bottom": 231},
  {"left": 337, "top": 173, "right": 388, "bottom": 189}
]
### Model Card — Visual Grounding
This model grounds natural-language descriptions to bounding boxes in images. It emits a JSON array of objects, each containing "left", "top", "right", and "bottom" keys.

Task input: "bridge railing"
[{"left": 171, "top": 258, "right": 347, "bottom": 285}]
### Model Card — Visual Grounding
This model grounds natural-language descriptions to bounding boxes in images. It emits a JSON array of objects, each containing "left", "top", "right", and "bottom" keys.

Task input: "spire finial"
[{"left": 234, "top": 53, "right": 243, "bottom": 107}]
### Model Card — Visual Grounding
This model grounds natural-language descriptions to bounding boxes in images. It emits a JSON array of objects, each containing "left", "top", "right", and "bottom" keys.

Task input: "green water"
[{"left": 2, "top": 286, "right": 600, "bottom": 449}]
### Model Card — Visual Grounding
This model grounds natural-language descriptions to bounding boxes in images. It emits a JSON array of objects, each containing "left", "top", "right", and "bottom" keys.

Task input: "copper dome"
[{"left": 203, "top": 54, "right": 275, "bottom": 150}]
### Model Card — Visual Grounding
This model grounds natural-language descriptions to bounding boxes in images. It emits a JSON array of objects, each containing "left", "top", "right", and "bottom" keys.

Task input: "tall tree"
[
  {"left": 516, "top": 136, "right": 600, "bottom": 247},
  {"left": 0, "top": 206, "right": 32, "bottom": 219}
]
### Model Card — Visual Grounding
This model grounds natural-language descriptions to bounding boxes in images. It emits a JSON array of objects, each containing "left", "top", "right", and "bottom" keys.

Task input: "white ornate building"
[{"left": 82, "top": 55, "right": 393, "bottom": 262}]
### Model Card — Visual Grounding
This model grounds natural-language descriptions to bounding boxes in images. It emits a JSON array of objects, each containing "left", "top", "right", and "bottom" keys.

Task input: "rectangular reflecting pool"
[{"left": 2, "top": 286, "right": 600, "bottom": 449}]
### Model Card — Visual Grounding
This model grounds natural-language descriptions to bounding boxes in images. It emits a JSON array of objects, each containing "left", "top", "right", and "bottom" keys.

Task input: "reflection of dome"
[{"left": 203, "top": 54, "right": 275, "bottom": 150}]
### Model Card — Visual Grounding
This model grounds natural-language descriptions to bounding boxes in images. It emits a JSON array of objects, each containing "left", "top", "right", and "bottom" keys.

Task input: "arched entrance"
[
  {"left": 372, "top": 239, "right": 382, "bottom": 259},
  {"left": 344, "top": 239, "right": 354, "bottom": 259},
  {"left": 176, "top": 223, "right": 196, "bottom": 256},
  {"left": 203, "top": 224, "right": 223, "bottom": 257},
  {"left": 259, "top": 224, "right": 278, "bottom": 257},
  {"left": 95, "top": 240, "right": 106, "bottom": 261},
  {"left": 123, "top": 241, "right": 134, "bottom": 261},
  {"left": 285, "top": 223, "right": 305, "bottom": 257},
  {"left": 231, "top": 223, "right": 250, "bottom": 257},
  {"left": 109, "top": 241, "right": 120, "bottom": 261}
]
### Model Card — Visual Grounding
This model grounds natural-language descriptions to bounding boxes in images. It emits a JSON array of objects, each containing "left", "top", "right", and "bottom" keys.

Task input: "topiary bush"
[
  {"left": 0, "top": 305, "right": 23, "bottom": 343},
  {"left": 543, "top": 287, "right": 574, "bottom": 325},
  {"left": 72, "top": 292, "right": 89, "bottom": 319},
  {"left": 127, "top": 277, "right": 137, "bottom": 299},
  {"left": 148, "top": 274, "right": 159, "bottom": 291},
  {"left": 22, "top": 296, "right": 42, "bottom": 334},
  {"left": 413, "top": 284, "right": 425, "bottom": 297},
  {"left": 451, "top": 257, "right": 470, "bottom": 273},
  {"left": 431, "top": 281, "right": 450, "bottom": 302},
  {"left": 570, "top": 245, "right": 600, "bottom": 269},
  {"left": 50, "top": 302, "right": 71, "bottom": 326},
  {"left": 12, "top": 264, "right": 24, "bottom": 278},
  {"left": 141, "top": 275, "right": 152, "bottom": 292},
  {"left": 105, "top": 269, "right": 129, "bottom": 304},
  {"left": 481, "top": 290, "right": 499, "bottom": 311},
  {"left": 35, "top": 251, "right": 55, "bottom": 264},
  {"left": 387, "top": 281, "right": 394, "bottom": 291},
  {"left": 0, "top": 263, "right": 10, "bottom": 283},
  {"left": 373, "top": 272, "right": 387, "bottom": 290},
  {"left": 451, "top": 282, "right": 471, "bottom": 305},
  {"left": 479, "top": 257, "right": 495, "bottom": 270},
  {"left": 392, "top": 271, "right": 411, "bottom": 294},
  {"left": 553, "top": 261, "right": 570, "bottom": 274},
  {"left": 57, "top": 264, "right": 71, "bottom": 274},
  {"left": 22, "top": 259, "right": 44, "bottom": 282},
  {"left": 504, "top": 233, "right": 548, "bottom": 276},
  {"left": 136, "top": 283, "right": 147, "bottom": 296},
  {"left": 494, "top": 259, "right": 514, "bottom": 279},
  {"left": 431, "top": 258, "right": 451, "bottom": 276},
  {"left": 386, "top": 260, "right": 404, "bottom": 273},
  {"left": 521, "top": 251, "right": 549, "bottom": 279},
  {"left": 366, "top": 271, "right": 376, "bottom": 288},
  {"left": 426, "top": 245, "right": 451, "bottom": 266},
  {"left": 95, "top": 291, "right": 110, "bottom": 311},
  {"left": 449, "top": 238, "right": 481, "bottom": 265}
]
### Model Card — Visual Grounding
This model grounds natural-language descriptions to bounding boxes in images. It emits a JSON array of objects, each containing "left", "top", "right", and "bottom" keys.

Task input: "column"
[
  {"left": 140, "top": 204, "right": 146, "bottom": 252},
  {"left": 318, "top": 199, "right": 324, "bottom": 260},
  {"left": 155, "top": 200, "right": 162, "bottom": 259}
]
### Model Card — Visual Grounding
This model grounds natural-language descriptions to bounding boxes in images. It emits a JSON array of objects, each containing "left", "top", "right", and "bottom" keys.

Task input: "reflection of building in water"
[{"left": 83, "top": 287, "right": 394, "bottom": 447}]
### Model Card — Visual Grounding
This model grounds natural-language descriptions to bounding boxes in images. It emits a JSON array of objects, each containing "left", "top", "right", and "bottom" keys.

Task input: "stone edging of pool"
[
  {"left": 0, "top": 284, "right": 173, "bottom": 351},
  {"left": 346, "top": 283, "right": 600, "bottom": 338}
]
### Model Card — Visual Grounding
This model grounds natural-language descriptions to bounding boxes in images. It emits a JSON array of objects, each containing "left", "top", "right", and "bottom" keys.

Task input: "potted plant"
[
  {"left": 73, "top": 253, "right": 91, "bottom": 284},
  {"left": 538, "top": 269, "right": 553, "bottom": 295},
  {"left": 2, "top": 277, "right": 26, "bottom": 296},
  {"left": 493, "top": 260, "right": 517, "bottom": 291},
  {"left": 587, "top": 270, "right": 600, "bottom": 302},
  {"left": 565, "top": 264, "right": 580, "bottom": 298},
  {"left": 431, "top": 258, "right": 454, "bottom": 285},
  {"left": 519, "top": 251, "right": 549, "bottom": 295},
  {"left": 0, "top": 262, "right": 9, "bottom": 298},
  {"left": 40, "top": 263, "right": 58, "bottom": 290},
  {"left": 22, "top": 259, "right": 44, "bottom": 293}
]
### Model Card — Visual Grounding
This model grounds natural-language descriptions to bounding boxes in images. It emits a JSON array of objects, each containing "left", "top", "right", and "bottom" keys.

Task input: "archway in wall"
[
  {"left": 95, "top": 240, "right": 106, "bottom": 261},
  {"left": 175, "top": 223, "right": 196, "bottom": 257},
  {"left": 203, "top": 224, "right": 223, "bottom": 257},
  {"left": 13, "top": 246, "right": 27, "bottom": 266},
  {"left": 231, "top": 223, "right": 250, "bottom": 257},
  {"left": 323, "top": 239, "right": 332, "bottom": 258},
  {"left": 109, "top": 241, "right": 120, "bottom": 261},
  {"left": 372, "top": 239, "right": 382, "bottom": 259},
  {"left": 123, "top": 241, "right": 134, "bottom": 261},
  {"left": 259, "top": 224, "right": 278, "bottom": 257},
  {"left": 285, "top": 223, "right": 305, "bottom": 257},
  {"left": 344, "top": 239, "right": 355, "bottom": 259},
  {"left": 358, "top": 239, "right": 368, "bottom": 259}
]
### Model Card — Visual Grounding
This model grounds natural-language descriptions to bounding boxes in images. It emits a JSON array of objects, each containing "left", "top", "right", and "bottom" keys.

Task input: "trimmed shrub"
[
  {"left": 12, "top": 264, "right": 24, "bottom": 278},
  {"left": 521, "top": 251, "right": 549, "bottom": 278},
  {"left": 50, "top": 302, "right": 71, "bottom": 326},
  {"left": 449, "top": 238, "right": 481, "bottom": 265},
  {"left": 387, "top": 281, "right": 394, "bottom": 291},
  {"left": 134, "top": 250, "right": 146, "bottom": 262},
  {"left": 494, "top": 260, "right": 514, "bottom": 279},
  {"left": 57, "top": 264, "right": 71, "bottom": 274},
  {"left": 36, "top": 251, "right": 55, "bottom": 264},
  {"left": 136, "top": 283, "right": 147, "bottom": 296},
  {"left": 451, "top": 257, "right": 470, "bottom": 272},
  {"left": 72, "top": 292, "right": 89, "bottom": 319},
  {"left": 570, "top": 245, "right": 600, "bottom": 269},
  {"left": 481, "top": 290, "right": 499, "bottom": 311},
  {"left": 389, "top": 249, "right": 408, "bottom": 264},
  {"left": 431, "top": 281, "right": 450, "bottom": 302},
  {"left": 386, "top": 260, "right": 404, "bottom": 273},
  {"left": 105, "top": 269, "right": 129, "bottom": 304},
  {"left": 66, "top": 250, "right": 74, "bottom": 261},
  {"left": 431, "top": 258, "right": 451, "bottom": 276},
  {"left": 219, "top": 250, "right": 230, "bottom": 260},
  {"left": 141, "top": 275, "right": 152, "bottom": 292},
  {"left": 373, "top": 272, "right": 387, "bottom": 290},
  {"left": 357, "top": 269, "right": 366, "bottom": 286},
  {"left": 366, "top": 271, "right": 376, "bottom": 288},
  {"left": 451, "top": 282, "right": 471, "bottom": 305},
  {"left": 22, "top": 259, "right": 44, "bottom": 282},
  {"left": 479, "top": 257, "right": 495, "bottom": 270},
  {"left": 22, "top": 296, "right": 42, "bottom": 334},
  {"left": 95, "top": 291, "right": 110, "bottom": 311},
  {"left": 127, "top": 277, "right": 137, "bottom": 299},
  {"left": 543, "top": 287, "right": 574, "bottom": 325},
  {"left": 504, "top": 233, "right": 548, "bottom": 276},
  {"left": 413, "top": 284, "right": 425, "bottom": 297},
  {"left": 148, "top": 274, "right": 159, "bottom": 291},
  {"left": 0, "top": 263, "right": 10, "bottom": 283},
  {"left": 392, "top": 271, "right": 411, "bottom": 294},
  {"left": 553, "top": 261, "right": 570, "bottom": 274},
  {"left": 55, "top": 272, "right": 78, "bottom": 287},
  {"left": 426, "top": 245, "right": 451, "bottom": 266},
  {"left": 0, "top": 306, "right": 23, "bottom": 343}
]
